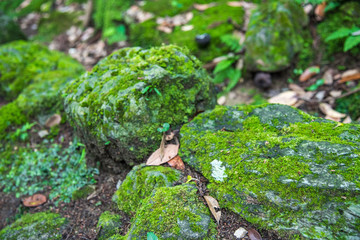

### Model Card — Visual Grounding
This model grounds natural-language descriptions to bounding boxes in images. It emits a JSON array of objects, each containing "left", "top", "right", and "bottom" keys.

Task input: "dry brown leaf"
[
  {"left": 181, "top": 25, "right": 194, "bottom": 31},
  {"left": 167, "top": 155, "right": 185, "bottom": 170},
  {"left": 288, "top": 84, "right": 306, "bottom": 96},
  {"left": 227, "top": 1, "right": 243, "bottom": 7},
  {"left": 157, "top": 25, "right": 172, "bottom": 33},
  {"left": 315, "top": 2, "right": 326, "bottom": 21},
  {"left": 325, "top": 115, "right": 341, "bottom": 122},
  {"left": 146, "top": 144, "right": 179, "bottom": 165},
  {"left": 193, "top": 3, "right": 216, "bottom": 11},
  {"left": 204, "top": 195, "right": 221, "bottom": 224},
  {"left": 45, "top": 114, "right": 61, "bottom": 128},
  {"left": 299, "top": 66, "right": 319, "bottom": 82},
  {"left": 248, "top": 228, "right": 263, "bottom": 240},
  {"left": 339, "top": 73, "right": 360, "bottom": 83},
  {"left": 323, "top": 69, "right": 334, "bottom": 85},
  {"left": 268, "top": 91, "right": 298, "bottom": 106},
  {"left": 343, "top": 116, "right": 352, "bottom": 124},
  {"left": 22, "top": 194, "right": 47, "bottom": 207},
  {"left": 319, "top": 103, "right": 346, "bottom": 119},
  {"left": 165, "top": 131, "right": 175, "bottom": 141},
  {"left": 341, "top": 69, "right": 359, "bottom": 78},
  {"left": 329, "top": 90, "right": 342, "bottom": 98}
]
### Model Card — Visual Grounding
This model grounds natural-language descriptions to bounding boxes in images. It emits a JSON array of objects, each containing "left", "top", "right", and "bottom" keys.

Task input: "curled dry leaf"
[
  {"left": 204, "top": 195, "right": 221, "bottom": 224},
  {"left": 319, "top": 103, "right": 346, "bottom": 119},
  {"left": 299, "top": 66, "right": 320, "bottom": 82},
  {"left": 268, "top": 91, "right": 298, "bottom": 106},
  {"left": 167, "top": 155, "right": 185, "bottom": 170},
  {"left": 341, "top": 69, "right": 359, "bottom": 78},
  {"left": 339, "top": 73, "right": 360, "bottom": 83},
  {"left": 315, "top": 2, "right": 326, "bottom": 21},
  {"left": 288, "top": 83, "right": 306, "bottom": 96},
  {"left": 342, "top": 116, "right": 352, "bottom": 124},
  {"left": 146, "top": 144, "right": 179, "bottom": 165},
  {"left": 323, "top": 69, "right": 334, "bottom": 85},
  {"left": 45, "top": 114, "right": 61, "bottom": 128},
  {"left": 22, "top": 194, "right": 47, "bottom": 207},
  {"left": 165, "top": 131, "right": 175, "bottom": 141},
  {"left": 193, "top": 3, "right": 216, "bottom": 11},
  {"left": 248, "top": 228, "right": 263, "bottom": 240}
]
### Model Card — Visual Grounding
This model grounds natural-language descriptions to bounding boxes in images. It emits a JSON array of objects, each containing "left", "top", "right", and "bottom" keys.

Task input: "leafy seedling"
[
  {"left": 306, "top": 79, "right": 325, "bottom": 91},
  {"left": 157, "top": 123, "right": 170, "bottom": 133},
  {"left": 147, "top": 232, "right": 159, "bottom": 240}
]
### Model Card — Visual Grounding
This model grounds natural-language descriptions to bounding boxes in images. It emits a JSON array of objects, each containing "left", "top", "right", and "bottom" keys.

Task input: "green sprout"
[
  {"left": 157, "top": 123, "right": 170, "bottom": 133},
  {"left": 141, "top": 85, "right": 162, "bottom": 97}
]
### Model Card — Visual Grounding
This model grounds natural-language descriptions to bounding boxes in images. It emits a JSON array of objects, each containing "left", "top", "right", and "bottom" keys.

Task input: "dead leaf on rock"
[
  {"left": 146, "top": 144, "right": 179, "bottom": 165},
  {"left": 248, "top": 228, "right": 262, "bottom": 240},
  {"left": 268, "top": 91, "right": 298, "bottom": 106},
  {"left": 339, "top": 73, "right": 360, "bottom": 83},
  {"left": 204, "top": 195, "right": 221, "bottom": 224},
  {"left": 319, "top": 103, "right": 346, "bottom": 119},
  {"left": 165, "top": 131, "right": 175, "bottom": 141},
  {"left": 299, "top": 66, "right": 320, "bottom": 82},
  {"left": 22, "top": 194, "right": 47, "bottom": 207},
  {"left": 45, "top": 114, "right": 61, "bottom": 128},
  {"left": 193, "top": 3, "right": 216, "bottom": 11},
  {"left": 342, "top": 116, "right": 352, "bottom": 124},
  {"left": 315, "top": 2, "right": 326, "bottom": 21},
  {"left": 167, "top": 155, "right": 185, "bottom": 170},
  {"left": 325, "top": 115, "right": 341, "bottom": 122}
]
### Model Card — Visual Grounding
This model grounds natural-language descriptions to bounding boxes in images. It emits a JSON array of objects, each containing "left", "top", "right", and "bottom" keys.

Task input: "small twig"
[{"left": 336, "top": 88, "right": 360, "bottom": 99}]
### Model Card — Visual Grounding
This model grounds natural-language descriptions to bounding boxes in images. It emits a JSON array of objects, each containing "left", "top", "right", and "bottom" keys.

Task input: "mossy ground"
[
  {"left": 180, "top": 104, "right": 360, "bottom": 239},
  {"left": 130, "top": 1, "right": 244, "bottom": 63},
  {"left": 64, "top": 45, "right": 215, "bottom": 170},
  {"left": 97, "top": 211, "right": 122, "bottom": 240},
  {"left": 0, "top": 212, "right": 67, "bottom": 240}
]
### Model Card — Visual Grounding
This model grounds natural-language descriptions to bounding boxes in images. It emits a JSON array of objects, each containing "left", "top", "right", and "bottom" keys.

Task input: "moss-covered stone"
[
  {"left": 0, "top": 11, "right": 26, "bottom": 44},
  {"left": 317, "top": 2, "right": 360, "bottom": 60},
  {"left": 125, "top": 184, "right": 217, "bottom": 239},
  {"left": 179, "top": 104, "right": 360, "bottom": 239},
  {"left": 244, "top": 0, "right": 308, "bottom": 72},
  {"left": 130, "top": 1, "right": 244, "bottom": 63},
  {"left": 64, "top": 45, "right": 216, "bottom": 172},
  {"left": 0, "top": 41, "right": 84, "bottom": 136},
  {"left": 97, "top": 211, "right": 122, "bottom": 240},
  {"left": 0, "top": 212, "right": 67, "bottom": 240},
  {"left": 114, "top": 164, "right": 182, "bottom": 214},
  {"left": 72, "top": 185, "right": 95, "bottom": 200}
]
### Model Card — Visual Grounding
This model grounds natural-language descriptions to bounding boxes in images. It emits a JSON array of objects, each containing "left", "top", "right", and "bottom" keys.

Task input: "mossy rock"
[
  {"left": 0, "top": 41, "right": 84, "bottom": 137},
  {"left": 130, "top": 1, "right": 244, "bottom": 63},
  {"left": 0, "top": 11, "right": 26, "bottom": 44},
  {"left": 64, "top": 45, "right": 216, "bottom": 172},
  {"left": 125, "top": 184, "right": 217, "bottom": 239},
  {"left": 0, "top": 212, "right": 67, "bottom": 240},
  {"left": 114, "top": 164, "right": 182, "bottom": 214},
  {"left": 317, "top": 2, "right": 360, "bottom": 59},
  {"left": 72, "top": 185, "right": 95, "bottom": 200},
  {"left": 179, "top": 104, "right": 360, "bottom": 239},
  {"left": 97, "top": 211, "right": 122, "bottom": 240},
  {"left": 244, "top": 0, "right": 308, "bottom": 72}
]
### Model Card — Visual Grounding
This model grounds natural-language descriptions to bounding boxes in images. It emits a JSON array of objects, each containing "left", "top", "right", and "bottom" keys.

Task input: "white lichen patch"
[{"left": 211, "top": 159, "right": 227, "bottom": 182}]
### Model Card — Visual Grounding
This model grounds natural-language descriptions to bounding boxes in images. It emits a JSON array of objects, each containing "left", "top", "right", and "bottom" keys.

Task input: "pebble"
[
  {"left": 234, "top": 227, "right": 247, "bottom": 239},
  {"left": 217, "top": 96, "right": 226, "bottom": 105},
  {"left": 38, "top": 130, "right": 49, "bottom": 138}
]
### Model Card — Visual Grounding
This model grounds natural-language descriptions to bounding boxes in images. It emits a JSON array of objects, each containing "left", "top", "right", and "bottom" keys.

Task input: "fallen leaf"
[
  {"left": 22, "top": 194, "right": 47, "bottom": 207},
  {"left": 288, "top": 84, "right": 306, "bottom": 96},
  {"left": 268, "top": 91, "right": 298, "bottom": 106},
  {"left": 315, "top": 2, "right": 326, "bottom": 21},
  {"left": 303, "top": 4, "right": 313, "bottom": 15},
  {"left": 323, "top": 69, "right": 334, "bottom": 85},
  {"left": 325, "top": 115, "right": 341, "bottom": 122},
  {"left": 45, "top": 114, "right": 61, "bottom": 128},
  {"left": 38, "top": 130, "right": 49, "bottom": 138},
  {"left": 341, "top": 69, "right": 359, "bottom": 78},
  {"left": 193, "top": 3, "right": 216, "bottom": 11},
  {"left": 339, "top": 73, "right": 360, "bottom": 83},
  {"left": 167, "top": 155, "right": 185, "bottom": 170},
  {"left": 204, "top": 195, "right": 221, "bottom": 224},
  {"left": 343, "top": 115, "right": 352, "bottom": 124},
  {"left": 329, "top": 90, "right": 342, "bottom": 98},
  {"left": 146, "top": 144, "right": 179, "bottom": 165},
  {"left": 157, "top": 25, "right": 172, "bottom": 33},
  {"left": 181, "top": 25, "right": 194, "bottom": 31},
  {"left": 299, "top": 66, "right": 320, "bottom": 82},
  {"left": 227, "top": 1, "right": 243, "bottom": 7},
  {"left": 319, "top": 103, "right": 346, "bottom": 119},
  {"left": 217, "top": 96, "right": 226, "bottom": 105},
  {"left": 248, "top": 228, "right": 262, "bottom": 240},
  {"left": 165, "top": 131, "right": 175, "bottom": 141}
]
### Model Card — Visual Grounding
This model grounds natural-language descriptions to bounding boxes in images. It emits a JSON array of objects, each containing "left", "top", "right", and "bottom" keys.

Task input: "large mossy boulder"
[
  {"left": 114, "top": 164, "right": 182, "bottom": 214},
  {"left": 64, "top": 45, "right": 216, "bottom": 172},
  {"left": 0, "top": 41, "right": 84, "bottom": 136},
  {"left": 0, "top": 11, "right": 26, "bottom": 44},
  {"left": 179, "top": 104, "right": 360, "bottom": 239},
  {"left": 0, "top": 212, "right": 67, "bottom": 240},
  {"left": 124, "top": 184, "right": 217, "bottom": 239},
  {"left": 244, "top": 0, "right": 308, "bottom": 72}
]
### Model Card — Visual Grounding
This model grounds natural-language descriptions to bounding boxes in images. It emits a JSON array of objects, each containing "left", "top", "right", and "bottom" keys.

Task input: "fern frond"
[
  {"left": 344, "top": 36, "right": 360, "bottom": 52},
  {"left": 325, "top": 28, "right": 353, "bottom": 42},
  {"left": 220, "top": 34, "right": 242, "bottom": 52}
]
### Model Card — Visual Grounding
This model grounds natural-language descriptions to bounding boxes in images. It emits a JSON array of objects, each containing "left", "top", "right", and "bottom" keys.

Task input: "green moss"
[
  {"left": 72, "top": 185, "right": 95, "bottom": 200},
  {"left": 64, "top": 45, "right": 216, "bottom": 170},
  {"left": 179, "top": 104, "right": 360, "bottom": 239},
  {"left": 0, "top": 212, "right": 67, "bottom": 240},
  {"left": 130, "top": 2, "right": 244, "bottom": 63},
  {"left": 125, "top": 184, "right": 217, "bottom": 239},
  {"left": 97, "top": 211, "right": 122, "bottom": 240},
  {"left": 0, "top": 11, "right": 26, "bottom": 44},
  {"left": 114, "top": 164, "right": 182, "bottom": 214},
  {"left": 317, "top": 2, "right": 360, "bottom": 60},
  {"left": 244, "top": 0, "right": 308, "bottom": 71}
]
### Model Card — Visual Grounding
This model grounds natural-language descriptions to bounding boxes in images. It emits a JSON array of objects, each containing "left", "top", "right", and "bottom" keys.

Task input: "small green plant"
[
  {"left": 147, "top": 232, "right": 159, "bottom": 240},
  {"left": 326, "top": 26, "right": 360, "bottom": 52},
  {"left": 7, "top": 122, "right": 36, "bottom": 142},
  {"left": 157, "top": 123, "right": 170, "bottom": 133},
  {"left": 307, "top": 79, "right": 325, "bottom": 91},
  {"left": 213, "top": 34, "right": 243, "bottom": 94},
  {"left": 141, "top": 85, "right": 162, "bottom": 97}
]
